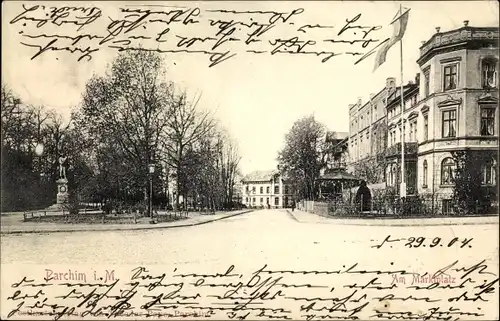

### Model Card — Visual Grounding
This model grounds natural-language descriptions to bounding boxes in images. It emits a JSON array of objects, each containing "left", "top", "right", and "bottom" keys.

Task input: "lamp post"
[{"left": 148, "top": 163, "right": 155, "bottom": 219}]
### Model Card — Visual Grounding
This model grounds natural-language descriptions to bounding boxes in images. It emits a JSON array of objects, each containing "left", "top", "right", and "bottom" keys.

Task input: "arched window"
[
  {"left": 423, "top": 160, "right": 428, "bottom": 187},
  {"left": 441, "top": 158, "right": 456, "bottom": 185},
  {"left": 482, "top": 158, "right": 497, "bottom": 185}
]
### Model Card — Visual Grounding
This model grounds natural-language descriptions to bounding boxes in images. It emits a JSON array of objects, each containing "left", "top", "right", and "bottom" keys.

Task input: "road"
[
  {"left": 1, "top": 209, "right": 498, "bottom": 265},
  {"left": 1, "top": 209, "right": 498, "bottom": 320}
]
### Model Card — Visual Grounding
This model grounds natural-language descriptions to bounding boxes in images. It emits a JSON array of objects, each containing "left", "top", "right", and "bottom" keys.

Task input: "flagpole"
[{"left": 399, "top": 3, "right": 406, "bottom": 199}]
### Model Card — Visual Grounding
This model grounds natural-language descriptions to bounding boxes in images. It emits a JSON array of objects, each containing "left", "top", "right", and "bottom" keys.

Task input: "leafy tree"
[
  {"left": 451, "top": 149, "right": 498, "bottom": 214},
  {"left": 278, "top": 115, "right": 327, "bottom": 200},
  {"left": 352, "top": 157, "right": 385, "bottom": 184},
  {"left": 77, "top": 50, "right": 172, "bottom": 209}
]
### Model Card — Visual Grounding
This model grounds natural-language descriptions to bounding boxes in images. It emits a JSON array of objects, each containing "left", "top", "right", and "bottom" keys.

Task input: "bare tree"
[{"left": 161, "top": 90, "right": 216, "bottom": 208}]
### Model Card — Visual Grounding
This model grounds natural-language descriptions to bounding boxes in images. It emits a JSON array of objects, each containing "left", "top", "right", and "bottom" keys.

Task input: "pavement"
[
  {"left": 0, "top": 209, "right": 254, "bottom": 235},
  {"left": 288, "top": 208, "right": 499, "bottom": 226}
]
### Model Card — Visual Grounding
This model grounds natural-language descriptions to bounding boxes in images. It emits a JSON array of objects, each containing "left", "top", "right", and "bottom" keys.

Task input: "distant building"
[
  {"left": 241, "top": 170, "right": 295, "bottom": 208},
  {"left": 323, "top": 131, "right": 349, "bottom": 174}
]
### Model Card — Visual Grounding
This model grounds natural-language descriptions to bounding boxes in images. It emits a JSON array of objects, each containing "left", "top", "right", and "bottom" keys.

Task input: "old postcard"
[{"left": 1, "top": 1, "right": 499, "bottom": 320}]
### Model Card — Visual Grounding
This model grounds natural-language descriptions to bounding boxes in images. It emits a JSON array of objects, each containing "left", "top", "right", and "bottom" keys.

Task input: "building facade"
[
  {"left": 414, "top": 24, "right": 498, "bottom": 201},
  {"left": 323, "top": 131, "right": 349, "bottom": 173},
  {"left": 348, "top": 78, "right": 394, "bottom": 183},
  {"left": 385, "top": 80, "right": 420, "bottom": 195},
  {"left": 346, "top": 23, "right": 498, "bottom": 210},
  {"left": 241, "top": 170, "right": 295, "bottom": 208}
]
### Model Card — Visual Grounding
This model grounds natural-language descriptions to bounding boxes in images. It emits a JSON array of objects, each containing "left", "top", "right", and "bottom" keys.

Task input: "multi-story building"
[
  {"left": 348, "top": 78, "right": 395, "bottom": 182},
  {"left": 346, "top": 23, "right": 498, "bottom": 209},
  {"left": 385, "top": 80, "right": 420, "bottom": 195},
  {"left": 323, "top": 131, "right": 349, "bottom": 172},
  {"left": 413, "top": 24, "right": 498, "bottom": 200},
  {"left": 241, "top": 170, "right": 295, "bottom": 208}
]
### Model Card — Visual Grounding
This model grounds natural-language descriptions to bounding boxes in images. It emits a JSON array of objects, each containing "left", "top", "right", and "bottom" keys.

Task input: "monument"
[
  {"left": 56, "top": 156, "right": 69, "bottom": 204},
  {"left": 45, "top": 156, "right": 69, "bottom": 212}
]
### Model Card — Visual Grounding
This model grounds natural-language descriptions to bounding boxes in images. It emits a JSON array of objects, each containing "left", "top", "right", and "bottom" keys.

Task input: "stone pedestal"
[{"left": 56, "top": 178, "right": 69, "bottom": 204}]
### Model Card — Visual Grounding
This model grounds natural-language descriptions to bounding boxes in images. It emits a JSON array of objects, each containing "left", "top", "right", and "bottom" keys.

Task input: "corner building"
[{"left": 412, "top": 25, "right": 498, "bottom": 207}]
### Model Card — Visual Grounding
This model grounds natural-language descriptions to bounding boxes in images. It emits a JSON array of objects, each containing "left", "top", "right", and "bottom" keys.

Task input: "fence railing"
[{"left": 300, "top": 195, "right": 499, "bottom": 217}]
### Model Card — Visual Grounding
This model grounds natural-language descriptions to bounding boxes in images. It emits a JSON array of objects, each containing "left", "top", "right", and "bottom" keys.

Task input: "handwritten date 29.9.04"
[{"left": 373, "top": 235, "right": 474, "bottom": 249}]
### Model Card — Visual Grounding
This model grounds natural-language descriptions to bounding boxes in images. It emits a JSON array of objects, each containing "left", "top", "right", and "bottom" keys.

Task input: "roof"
[
  {"left": 241, "top": 170, "right": 279, "bottom": 182},
  {"left": 326, "top": 131, "right": 349, "bottom": 142},
  {"left": 386, "top": 83, "right": 418, "bottom": 108}
]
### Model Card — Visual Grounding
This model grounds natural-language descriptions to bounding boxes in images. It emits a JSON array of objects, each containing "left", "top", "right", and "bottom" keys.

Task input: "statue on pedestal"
[
  {"left": 58, "top": 156, "right": 67, "bottom": 180},
  {"left": 56, "top": 156, "right": 69, "bottom": 205}
]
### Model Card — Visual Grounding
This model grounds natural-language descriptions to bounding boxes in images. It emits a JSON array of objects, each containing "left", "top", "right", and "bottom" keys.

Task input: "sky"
[{"left": 2, "top": 1, "right": 499, "bottom": 176}]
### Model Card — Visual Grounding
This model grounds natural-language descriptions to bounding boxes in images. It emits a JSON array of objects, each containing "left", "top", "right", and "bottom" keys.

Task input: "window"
[
  {"left": 246, "top": 186, "right": 249, "bottom": 192},
  {"left": 252, "top": 197, "right": 256, "bottom": 203},
  {"left": 424, "top": 115, "right": 429, "bottom": 140},
  {"left": 245, "top": 197, "right": 248, "bottom": 202},
  {"left": 274, "top": 185, "right": 279, "bottom": 194},
  {"left": 260, "top": 197, "right": 263, "bottom": 203},
  {"left": 423, "top": 160, "right": 428, "bottom": 187},
  {"left": 424, "top": 69, "right": 430, "bottom": 96},
  {"left": 414, "top": 121, "right": 418, "bottom": 142},
  {"left": 443, "top": 64, "right": 458, "bottom": 91},
  {"left": 274, "top": 197, "right": 279, "bottom": 205},
  {"left": 442, "top": 110, "right": 456, "bottom": 138},
  {"left": 482, "top": 59, "right": 498, "bottom": 88},
  {"left": 260, "top": 186, "right": 263, "bottom": 194},
  {"left": 480, "top": 108, "right": 495, "bottom": 136},
  {"left": 266, "top": 186, "right": 270, "bottom": 193},
  {"left": 285, "top": 185, "right": 289, "bottom": 194},
  {"left": 441, "top": 158, "right": 456, "bottom": 185},
  {"left": 442, "top": 199, "right": 454, "bottom": 215},
  {"left": 482, "top": 159, "right": 497, "bottom": 185},
  {"left": 266, "top": 197, "right": 269, "bottom": 204}
]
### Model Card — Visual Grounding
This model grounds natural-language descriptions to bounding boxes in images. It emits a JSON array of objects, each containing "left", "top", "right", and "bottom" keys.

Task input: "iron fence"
[{"left": 314, "top": 194, "right": 498, "bottom": 218}]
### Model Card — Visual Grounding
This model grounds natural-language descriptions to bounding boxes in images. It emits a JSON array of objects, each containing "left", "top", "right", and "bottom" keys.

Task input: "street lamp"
[
  {"left": 148, "top": 163, "right": 155, "bottom": 219},
  {"left": 34, "top": 142, "right": 44, "bottom": 156}
]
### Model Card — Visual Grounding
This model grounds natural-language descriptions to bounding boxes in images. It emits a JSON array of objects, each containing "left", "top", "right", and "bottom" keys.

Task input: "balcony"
[
  {"left": 418, "top": 27, "right": 498, "bottom": 65},
  {"left": 385, "top": 142, "right": 418, "bottom": 159}
]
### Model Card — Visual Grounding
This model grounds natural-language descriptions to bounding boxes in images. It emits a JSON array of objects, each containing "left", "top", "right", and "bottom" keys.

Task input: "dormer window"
[{"left": 482, "top": 58, "right": 498, "bottom": 89}]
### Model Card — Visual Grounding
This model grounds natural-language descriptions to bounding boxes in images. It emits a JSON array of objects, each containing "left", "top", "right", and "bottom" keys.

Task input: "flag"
[{"left": 373, "top": 7, "right": 410, "bottom": 72}]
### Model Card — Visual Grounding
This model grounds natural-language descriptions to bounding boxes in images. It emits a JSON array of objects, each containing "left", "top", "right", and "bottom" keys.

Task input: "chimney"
[
  {"left": 348, "top": 103, "right": 355, "bottom": 109},
  {"left": 435, "top": 27, "right": 441, "bottom": 33},
  {"left": 463, "top": 20, "right": 469, "bottom": 27},
  {"left": 357, "top": 97, "right": 363, "bottom": 106},
  {"left": 369, "top": 93, "right": 375, "bottom": 101},
  {"left": 386, "top": 77, "right": 396, "bottom": 90}
]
